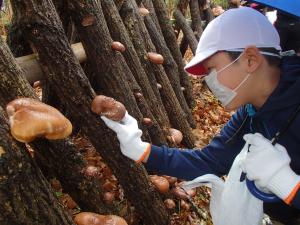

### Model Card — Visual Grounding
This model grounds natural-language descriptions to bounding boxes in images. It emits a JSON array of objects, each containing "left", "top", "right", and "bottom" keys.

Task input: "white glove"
[
  {"left": 101, "top": 112, "right": 151, "bottom": 163},
  {"left": 241, "top": 133, "right": 300, "bottom": 203}
]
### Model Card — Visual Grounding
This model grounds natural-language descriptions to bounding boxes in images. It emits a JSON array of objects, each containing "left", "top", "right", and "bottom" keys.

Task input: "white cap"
[{"left": 184, "top": 7, "right": 281, "bottom": 75}]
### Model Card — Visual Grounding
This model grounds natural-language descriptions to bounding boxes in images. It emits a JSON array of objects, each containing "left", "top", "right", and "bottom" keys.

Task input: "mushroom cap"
[
  {"left": 169, "top": 128, "right": 183, "bottom": 145},
  {"left": 147, "top": 52, "right": 164, "bottom": 64},
  {"left": 74, "top": 212, "right": 128, "bottom": 225},
  {"left": 6, "top": 98, "right": 72, "bottom": 143},
  {"left": 149, "top": 175, "right": 170, "bottom": 194},
  {"left": 91, "top": 95, "right": 126, "bottom": 121}
]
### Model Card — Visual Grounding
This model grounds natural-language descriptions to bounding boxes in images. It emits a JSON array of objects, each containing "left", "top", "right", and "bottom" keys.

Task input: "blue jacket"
[{"left": 146, "top": 56, "right": 300, "bottom": 223}]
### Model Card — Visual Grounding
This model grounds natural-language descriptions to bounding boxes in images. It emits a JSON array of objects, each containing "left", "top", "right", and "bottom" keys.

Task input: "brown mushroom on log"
[
  {"left": 139, "top": 7, "right": 150, "bottom": 16},
  {"left": 164, "top": 199, "right": 176, "bottom": 209},
  {"left": 147, "top": 52, "right": 164, "bottom": 64},
  {"left": 149, "top": 175, "right": 170, "bottom": 194},
  {"left": 142, "top": 117, "right": 153, "bottom": 126},
  {"left": 171, "top": 186, "right": 196, "bottom": 200},
  {"left": 111, "top": 41, "right": 126, "bottom": 52},
  {"left": 103, "top": 192, "right": 115, "bottom": 204},
  {"left": 74, "top": 212, "right": 128, "bottom": 225},
  {"left": 6, "top": 98, "right": 72, "bottom": 143},
  {"left": 169, "top": 128, "right": 183, "bottom": 145},
  {"left": 163, "top": 175, "right": 177, "bottom": 186},
  {"left": 91, "top": 95, "right": 126, "bottom": 121}
]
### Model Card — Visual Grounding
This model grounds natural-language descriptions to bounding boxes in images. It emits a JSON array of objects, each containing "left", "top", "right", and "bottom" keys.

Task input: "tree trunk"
[
  {"left": 143, "top": 14, "right": 196, "bottom": 128},
  {"left": 117, "top": 51, "right": 168, "bottom": 145},
  {"left": 151, "top": 0, "right": 195, "bottom": 108},
  {"left": 0, "top": 108, "right": 74, "bottom": 225},
  {"left": 189, "top": 0, "right": 203, "bottom": 40},
  {"left": 140, "top": 0, "right": 162, "bottom": 37},
  {"left": 120, "top": 0, "right": 195, "bottom": 148},
  {"left": 100, "top": 0, "right": 170, "bottom": 143},
  {"left": 0, "top": 36, "right": 111, "bottom": 214},
  {"left": 174, "top": 9, "right": 198, "bottom": 55},
  {"left": 180, "top": 36, "right": 189, "bottom": 57},
  {"left": 66, "top": 1, "right": 152, "bottom": 142},
  {"left": 10, "top": 1, "right": 169, "bottom": 224}
]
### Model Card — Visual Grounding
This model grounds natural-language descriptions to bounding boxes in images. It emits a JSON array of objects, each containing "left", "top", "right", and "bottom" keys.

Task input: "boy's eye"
[{"left": 207, "top": 67, "right": 214, "bottom": 73}]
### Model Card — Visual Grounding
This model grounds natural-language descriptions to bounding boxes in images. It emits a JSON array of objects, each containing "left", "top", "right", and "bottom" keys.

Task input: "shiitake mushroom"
[{"left": 91, "top": 95, "right": 126, "bottom": 121}]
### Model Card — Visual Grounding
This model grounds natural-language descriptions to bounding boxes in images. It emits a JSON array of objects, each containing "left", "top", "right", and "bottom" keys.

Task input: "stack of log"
[
  {"left": 174, "top": 0, "right": 215, "bottom": 56},
  {"left": 0, "top": 0, "right": 213, "bottom": 224}
]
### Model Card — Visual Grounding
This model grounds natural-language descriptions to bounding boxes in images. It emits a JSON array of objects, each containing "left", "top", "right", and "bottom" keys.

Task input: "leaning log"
[
  {"left": 143, "top": 14, "right": 196, "bottom": 128},
  {"left": 0, "top": 36, "right": 111, "bottom": 214},
  {"left": 101, "top": 0, "right": 171, "bottom": 142},
  {"left": 0, "top": 108, "right": 74, "bottom": 225},
  {"left": 173, "top": 9, "right": 198, "bottom": 55},
  {"left": 151, "top": 0, "right": 195, "bottom": 108},
  {"left": 189, "top": 0, "right": 203, "bottom": 40},
  {"left": 16, "top": 42, "right": 86, "bottom": 84},
  {"left": 120, "top": 0, "right": 195, "bottom": 147}
]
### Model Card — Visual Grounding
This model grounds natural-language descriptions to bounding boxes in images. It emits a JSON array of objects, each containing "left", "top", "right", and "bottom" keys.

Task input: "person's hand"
[
  {"left": 242, "top": 133, "right": 300, "bottom": 203},
  {"left": 101, "top": 112, "right": 151, "bottom": 163}
]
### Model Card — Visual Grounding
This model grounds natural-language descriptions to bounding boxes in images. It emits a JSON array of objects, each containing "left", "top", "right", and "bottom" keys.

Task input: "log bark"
[
  {"left": 140, "top": 0, "right": 162, "bottom": 37},
  {"left": 120, "top": 0, "right": 195, "bottom": 147},
  {"left": 0, "top": 108, "right": 74, "bottom": 225},
  {"left": 10, "top": 1, "right": 169, "bottom": 224},
  {"left": 151, "top": 0, "right": 195, "bottom": 108},
  {"left": 173, "top": 9, "right": 198, "bottom": 55},
  {"left": 101, "top": 0, "right": 170, "bottom": 143},
  {"left": 143, "top": 14, "right": 196, "bottom": 128},
  {"left": 16, "top": 43, "right": 86, "bottom": 84},
  {"left": 189, "top": 0, "right": 203, "bottom": 40},
  {"left": 66, "top": 0, "right": 153, "bottom": 142},
  {"left": 117, "top": 51, "right": 167, "bottom": 145},
  {"left": 177, "top": 0, "right": 190, "bottom": 15},
  {"left": 0, "top": 36, "right": 111, "bottom": 214}
]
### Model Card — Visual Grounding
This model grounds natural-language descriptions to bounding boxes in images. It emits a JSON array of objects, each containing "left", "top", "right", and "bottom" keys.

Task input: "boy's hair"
[{"left": 226, "top": 48, "right": 281, "bottom": 66}]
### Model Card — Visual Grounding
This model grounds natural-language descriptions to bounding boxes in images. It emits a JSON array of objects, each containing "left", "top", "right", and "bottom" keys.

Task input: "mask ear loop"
[
  {"left": 233, "top": 73, "right": 251, "bottom": 91},
  {"left": 217, "top": 51, "right": 244, "bottom": 74}
]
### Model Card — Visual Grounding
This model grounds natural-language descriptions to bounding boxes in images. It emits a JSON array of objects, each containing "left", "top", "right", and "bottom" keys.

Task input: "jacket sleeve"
[{"left": 145, "top": 107, "right": 249, "bottom": 180}]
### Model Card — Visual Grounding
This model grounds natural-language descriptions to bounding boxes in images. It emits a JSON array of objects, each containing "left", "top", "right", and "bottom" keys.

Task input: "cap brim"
[{"left": 184, "top": 49, "right": 217, "bottom": 76}]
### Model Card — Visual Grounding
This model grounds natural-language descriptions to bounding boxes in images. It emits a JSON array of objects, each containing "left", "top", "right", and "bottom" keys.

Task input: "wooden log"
[
  {"left": 0, "top": 35, "right": 111, "bottom": 215},
  {"left": 0, "top": 107, "right": 75, "bottom": 225},
  {"left": 120, "top": 0, "right": 195, "bottom": 148},
  {"left": 176, "top": 0, "right": 190, "bottom": 61},
  {"left": 189, "top": 0, "right": 203, "bottom": 40},
  {"left": 173, "top": 9, "right": 198, "bottom": 55},
  {"left": 180, "top": 36, "right": 189, "bottom": 57},
  {"left": 101, "top": 0, "right": 171, "bottom": 143},
  {"left": 140, "top": 0, "right": 162, "bottom": 37},
  {"left": 113, "top": 0, "right": 124, "bottom": 10},
  {"left": 11, "top": 0, "right": 169, "bottom": 224},
  {"left": 143, "top": 14, "right": 196, "bottom": 128},
  {"left": 151, "top": 0, "right": 195, "bottom": 108},
  {"left": 16, "top": 42, "right": 86, "bottom": 84},
  {"left": 177, "top": 0, "right": 190, "bottom": 15},
  {"left": 117, "top": 51, "right": 168, "bottom": 145}
]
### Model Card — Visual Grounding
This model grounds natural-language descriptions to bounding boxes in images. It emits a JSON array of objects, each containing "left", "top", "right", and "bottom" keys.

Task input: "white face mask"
[{"left": 204, "top": 53, "right": 250, "bottom": 107}]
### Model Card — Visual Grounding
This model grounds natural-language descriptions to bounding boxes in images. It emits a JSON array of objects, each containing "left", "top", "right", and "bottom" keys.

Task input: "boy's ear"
[{"left": 243, "top": 46, "right": 263, "bottom": 73}]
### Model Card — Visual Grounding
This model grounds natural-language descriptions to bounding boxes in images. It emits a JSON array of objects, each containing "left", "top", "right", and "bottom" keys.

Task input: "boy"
[{"left": 102, "top": 7, "right": 300, "bottom": 224}]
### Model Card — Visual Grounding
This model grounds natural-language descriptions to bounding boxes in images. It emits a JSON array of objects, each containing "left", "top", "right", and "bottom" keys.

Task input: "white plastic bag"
[{"left": 181, "top": 142, "right": 264, "bottom": 225}]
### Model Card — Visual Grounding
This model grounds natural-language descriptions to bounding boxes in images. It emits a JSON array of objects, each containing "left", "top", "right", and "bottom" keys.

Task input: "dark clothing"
[
  {"left": 274, "top": 12, "right": 300, "bottom": 53},
  {"left": 146, "top": 56, "right": 300, "bottom": 223}
]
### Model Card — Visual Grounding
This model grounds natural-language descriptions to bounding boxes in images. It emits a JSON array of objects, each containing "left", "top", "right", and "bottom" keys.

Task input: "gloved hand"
[
  {"left": 242, "top": 133, "right": 300, "bottom": 203},
  {"left": 101, "top": 112, "right": 151, "bottom": 163}
]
